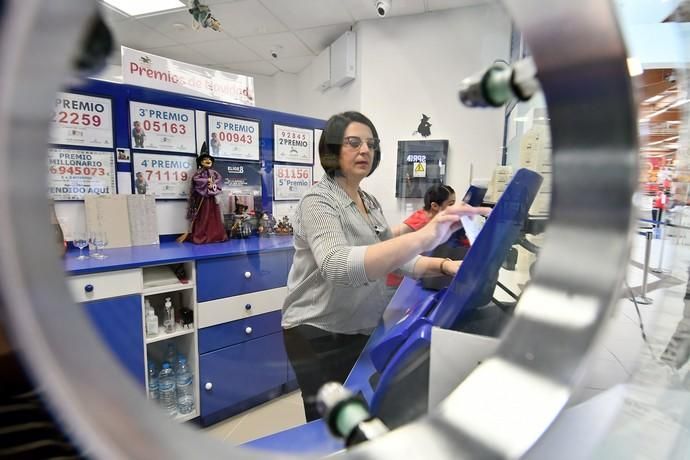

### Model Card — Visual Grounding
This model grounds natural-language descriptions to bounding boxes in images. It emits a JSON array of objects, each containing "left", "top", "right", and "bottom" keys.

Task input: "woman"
[
  {"left": 282, "top": 111, "right": 489, "bottom": 420},
  {"left": 186, "top": 152, "right": 227, "bottom": 244}
]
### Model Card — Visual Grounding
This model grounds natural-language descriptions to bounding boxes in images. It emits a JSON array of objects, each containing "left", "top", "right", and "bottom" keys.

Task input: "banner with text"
[
  {"left": 208, "top": 115, "right": 260, "bottom": 161},
  {"left": 49, "top": 92, "right": 113, "bottom": 148},
  {"left": 274, "top": 125, "right": 314, "bottom": 164},
  {"left": 132, "top": 153, "right": 195, "bottom": 199},
  {"left": 273, "top": 164, "right": 312, "bottom": 201},
  {"left": 215, "top": 159, "right": 263, "bottom": 214},
  {"left": 122, "top": 46, "right": 255, "bottom": 106},
  {"left": 48, "top": 148, "right": 116, "bottom": 200},
  {"left": 129, "top": 101, "right": 196, "bottom": 154}
]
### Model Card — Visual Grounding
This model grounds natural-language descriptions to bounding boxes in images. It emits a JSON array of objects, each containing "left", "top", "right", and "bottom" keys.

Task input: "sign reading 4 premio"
[
  {"left": 273, "top": 164, "right": 312, "bottom": 201},
  {"left": 274, "top": 124, "right": 313, "bottom": 164},
  {"left": 49, "top": 92, "right": 113, "bottom": 148},
  {"left": 208, "top": 115, "right": 260, "bottom": 161},
  {"left": 132, "top": 153, "right": 195, "bottom": 199},
  {"left": 48, "top": 148, "right": 116, "bottom": 200},
  {"left": 129, "top": 101, "right": 196, "bottom": 154}
]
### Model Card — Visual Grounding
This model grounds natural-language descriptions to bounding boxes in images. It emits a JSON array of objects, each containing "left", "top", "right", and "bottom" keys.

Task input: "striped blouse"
[{"left": 281, "top": 174, "right": 419, "bottom": 334}]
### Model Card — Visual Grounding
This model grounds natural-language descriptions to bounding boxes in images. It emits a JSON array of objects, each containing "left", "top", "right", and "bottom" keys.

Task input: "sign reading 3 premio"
[
  {"left": 273, "top": 124, "right": 313, "bottom": 164},
  {"left": 49, "top": 92, "right": 113, "bottom": 148},
  {"left": 48, "top": 148, "right": 116, "bottom": 200},
  {"left": 273, "top": 164, "right": 312, "bottom": 201},
  {"left": 129, "top": 101, "right": 196, "bottom": 154},
  {"left": 207, "top": 115, "right": 260, "bottom": 161},
  {"left": 132, "top": 153, "right": 195, "bottom": 199}
]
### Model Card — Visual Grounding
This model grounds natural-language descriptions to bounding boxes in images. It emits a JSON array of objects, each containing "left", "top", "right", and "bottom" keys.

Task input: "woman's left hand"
[{"left": 442, "top": 259, "right": 461, "bottom": 276}]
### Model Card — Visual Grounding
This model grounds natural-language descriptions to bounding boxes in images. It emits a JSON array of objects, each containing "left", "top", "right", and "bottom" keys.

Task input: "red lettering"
[{"left": 129, "top": 62, "right": 139, "bottom": 74}]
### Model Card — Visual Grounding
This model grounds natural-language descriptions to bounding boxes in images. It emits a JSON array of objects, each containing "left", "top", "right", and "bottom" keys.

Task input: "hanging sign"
[
  {"left": 273, "top": 125, "right": 314, "bottom": 164},
  {"left": 413, "top": 161, "right": 426, "bottom": 178},
  {"left": 132, "top": 153, "right": 195, "bottom": 199},
  {"left": 122, "top": 46, "right": 255, "bottom": 106},
  {"left": 207, "top": 115, "right": 260, "bottom": 161},
  {"left": 48, "top": 148, "right": 116, "bottom": 200},
  {"left": 273, "top": 164, "right": 312, "bottom": 201},
  {"left": 129, "top": 101, "right": 196, "bottom": 153},
  {"left": 49, "top": 92, "right": 113, "bottom": 148}
]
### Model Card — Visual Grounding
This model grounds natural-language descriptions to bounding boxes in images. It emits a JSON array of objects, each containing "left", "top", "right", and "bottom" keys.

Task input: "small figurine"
[
  {"left": 257, "top": 212, "right": 277, "bottom": 237},
  {"left": 132, "top": 121, "right": 145, "bottom": 147},
  {"left": 275, "top": 216, "right": 293, "bottom": 235}
]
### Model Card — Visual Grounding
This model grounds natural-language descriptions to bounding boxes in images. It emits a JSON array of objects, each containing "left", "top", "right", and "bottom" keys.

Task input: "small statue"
[
  {"left": 257, "top": 212, "right": 277, "bottom": 237},
  {"left": 275, "top": 216, "right": 293, "bottom": 235}
]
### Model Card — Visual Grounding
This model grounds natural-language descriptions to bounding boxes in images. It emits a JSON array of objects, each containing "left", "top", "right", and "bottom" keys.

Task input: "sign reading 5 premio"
[
  {"left": 274, "top": 124, "right": 313, "bottom": 164},
  {"left": 49, "top": 92, "right": 113, "bottom": 148},
  {"left": 273, "top": 164, "right": 312, "bottom": 201},
  {"left": 207, "top": 115, "right": 260, "bottom": 161},
  {"left": 129, "top": 101, "right": 196, "bottom": 154},
  {"left": 132, "top": 152, "right": 195, "bottom": 199},
  {"left": 48, "top": 148, "right": 116, "bottom": 200}
]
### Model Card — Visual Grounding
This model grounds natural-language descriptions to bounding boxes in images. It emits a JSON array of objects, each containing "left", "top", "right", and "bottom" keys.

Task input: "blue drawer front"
[
  {"left": 197, "top": 251, "right": 289, "bottom": 302},
  {"left": 84, "top": 294, "right": 145, "bottom": 387},
  {"left": 198, "top": 310, "right": 282, "bottom": 354},
  {"left": 200, "top": 332, "right": 287, "bottom": 418}
]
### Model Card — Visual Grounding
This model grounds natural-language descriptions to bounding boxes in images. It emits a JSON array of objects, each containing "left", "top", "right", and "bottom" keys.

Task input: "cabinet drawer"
[
  {"left": 198, "top": 286, "right": 286, "bottom": 328},
  {"left": 68, "top": 269, "right": 142, "bottom": 303},
  {"left": 199, "top": 310, "right": 282, "bottom": 354},
  {"left": 200, "top": 332, "right": 287, "bottom": 419},
  {"left": 196, "top": 251, "right": 289, "bottom": 302}
]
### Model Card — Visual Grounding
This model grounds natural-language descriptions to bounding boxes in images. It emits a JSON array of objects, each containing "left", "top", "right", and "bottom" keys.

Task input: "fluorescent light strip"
[
  {"left": 647, "top": 135, "right": 679, "bottom": 147},
  {"left": 102, "top": 0, "right": 185, "bottom": 17}
]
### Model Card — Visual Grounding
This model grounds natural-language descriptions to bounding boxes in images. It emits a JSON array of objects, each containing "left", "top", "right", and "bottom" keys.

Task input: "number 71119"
[{"left": 144, "top": 170, "right": 189, "bottom": 181}]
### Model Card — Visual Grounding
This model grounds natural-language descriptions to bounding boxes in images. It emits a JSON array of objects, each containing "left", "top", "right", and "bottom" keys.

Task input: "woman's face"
[
  {"left": 338, "top": 122, "right": 375, "bottom": 181},
  {"left": 440, "top": 193, "right": 456, "bottom": 210}
]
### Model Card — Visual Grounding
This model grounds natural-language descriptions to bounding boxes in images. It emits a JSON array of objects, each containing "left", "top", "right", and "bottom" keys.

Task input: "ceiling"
[
  {"left": 100, "top": 0, "right": 490, "bottom": 77},
  {"left": 637, "top": 68, "right": 685, "bottom": 159}
]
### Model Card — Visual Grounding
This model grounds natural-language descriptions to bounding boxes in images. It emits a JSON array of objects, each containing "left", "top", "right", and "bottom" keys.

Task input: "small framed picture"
[{"left": 116, "top": 148, "right": 131, "bottom": 163}]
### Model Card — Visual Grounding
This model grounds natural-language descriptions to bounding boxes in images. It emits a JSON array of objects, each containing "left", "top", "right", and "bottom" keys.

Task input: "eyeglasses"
[{"left": 343, "top": 136, "right": 380, "bottom": 150}]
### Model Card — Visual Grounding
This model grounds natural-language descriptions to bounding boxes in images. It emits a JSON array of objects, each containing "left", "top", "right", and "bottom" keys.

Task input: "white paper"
[{"left": 461, "top": 215, "right": 483, "bottom": 245}]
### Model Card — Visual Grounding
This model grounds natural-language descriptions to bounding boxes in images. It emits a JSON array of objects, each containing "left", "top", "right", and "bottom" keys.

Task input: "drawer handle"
[
  {"left": 245, "top": 326, "right": 253, "bottom": 335},
  {"left": 204, "top": 382, "right": 213, "bottom": 391},
  {"left": 244, "top": 271, "right": 252, "bottom": 279},
  {"left": 245, "top": 303, "right": 252, "bottom": 311},
  {"left": 84, "top": 284, "right": 94, "bottom": 293}
]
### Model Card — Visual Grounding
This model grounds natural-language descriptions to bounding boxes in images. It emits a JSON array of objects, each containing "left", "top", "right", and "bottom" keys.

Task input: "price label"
[
  {"left": 132, "top": 153, "right": 195, "bottom": 199},
  {"left": 274, "top": 124, "right": 313, "bottom": 164},
  {"left": 208, "top": 115, "right": 260, "bottom": 161},
  {"left": 49, "top": 92, "right": 113, "bottom": 148},
  {"left": 274, "top": 164, "right": 312, "bottom": 201},
  {"left": 48, "top": 148, "right": 116, "bottom": 200},
  {"left": 129, "top": 101, "right": 196, "bottom": 153}
]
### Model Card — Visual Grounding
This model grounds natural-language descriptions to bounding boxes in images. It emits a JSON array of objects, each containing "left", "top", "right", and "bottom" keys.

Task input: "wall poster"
[
  {"left": 129, "top": 101, "right": 196, "bottom": 153},
  {"left": 207, "top": 114, "right": 260, "bottom": 161},
  {"left": 48, "top": 148, "right": 116, "bottom": 200},
  {"left": 273, "top": 164, "right": 312, "bottom": 201},
  {"left": 273, "top": 124, "right": 314, "bottom": 164},
  {"left": 395, "top": 140, "right": 448, "bottom": 198},
  {"left": 49, "top": 92, "right": 113, "bottom": 148},
  {"left": 132, "top": 152, "right": 195, "bottom": 199},
  {"left": 214, "top": 159, "right": 263, "bottom": 215}
]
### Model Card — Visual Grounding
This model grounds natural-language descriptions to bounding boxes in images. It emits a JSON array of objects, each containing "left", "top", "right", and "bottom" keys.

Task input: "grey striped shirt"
[{"left": 281, "top": 174, "right": 419, "bottom": 334}]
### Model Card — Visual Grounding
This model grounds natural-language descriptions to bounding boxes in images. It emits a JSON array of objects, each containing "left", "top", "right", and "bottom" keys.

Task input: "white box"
[
  {"left": 330, "top": 31, "right": 356, "bottom": 87},
  {"left": 313, "top": 46, "right": 330, "bottom": 91}
]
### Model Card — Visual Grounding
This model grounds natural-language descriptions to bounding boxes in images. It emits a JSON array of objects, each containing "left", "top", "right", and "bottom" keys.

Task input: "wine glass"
[
  {"left": 92, "top": 232, "right": 108, "bottom": 259},
  {"left": 73, "top": 233, "right": 89, "bottom": 260}
]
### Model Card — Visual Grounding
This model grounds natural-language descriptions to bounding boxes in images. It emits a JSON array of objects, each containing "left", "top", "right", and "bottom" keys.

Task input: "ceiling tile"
[
  {"left": 426, "top": 0, "right": 492, "bottom": 11},
  {"left": 100, "top": 4, "right": 129, "bottom": 23},
  {"left": 260, "top": 0, "right": 353, "bottom": 29},
  {"left": 138, "top": 10, "right": 233, "bottom": 44},
  {"left": 342, "top": 0, "right": 425, "bottom": 20},
  {"left": 294, "top": 23, "right": 352, "bottom": 54},
  {"left": 223, "top": 60, "right": 280, "bottom": 76},
  {"left": 238, "top": 32, "right": 313, "bottom": 60},
  {"left": 109, "top": 19, "right": 182, "bottom": 50},
  {"left": 187, "top": 38, "right": 261, "bottom": 63},
  {"left": 273, "top": 56, "right": 314, "bottom": 74},
  {"left": 143, "top": 45, "right": 212, "bottom": 66},
  {"left": 209, "top": 0, "right": 289, "bottom": 37}
]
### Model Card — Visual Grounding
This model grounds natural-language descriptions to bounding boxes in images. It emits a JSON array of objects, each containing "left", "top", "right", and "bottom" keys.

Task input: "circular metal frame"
[{"left": 0, "top": 0, "right": 636, "bottom": 458}]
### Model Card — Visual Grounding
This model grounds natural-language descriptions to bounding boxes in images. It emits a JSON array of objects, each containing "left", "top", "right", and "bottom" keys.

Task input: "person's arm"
[
  {"left": 411, "top": 256, "right": 461, "bottom": 278},
  {"left": 390, "top": 223, "right": 414, "bottom": 237}
]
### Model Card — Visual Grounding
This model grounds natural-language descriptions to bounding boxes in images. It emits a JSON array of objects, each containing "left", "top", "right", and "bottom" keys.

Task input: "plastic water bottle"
[
  {"left": 175, "top": 357, "right": 195, "bottom": 415},
  {"left": 165, "top": 343, "right": 176, "bottom": 369},
  {"left": 158, "top": 362, "right": 177, "bottom": 416},
  {"left": 174, "top": 353, "right": 186, "bottom": 373},
  {"left": 164, "top": 297, "right": 174, "bottom": 333},
  {"left": 147, "top": 362, "right": 159, "bottom": 402}
]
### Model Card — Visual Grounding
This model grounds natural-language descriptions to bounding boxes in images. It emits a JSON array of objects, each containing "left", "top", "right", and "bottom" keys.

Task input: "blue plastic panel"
[{"left": 198, "top": 310, "right": 282, "bottom": 354}]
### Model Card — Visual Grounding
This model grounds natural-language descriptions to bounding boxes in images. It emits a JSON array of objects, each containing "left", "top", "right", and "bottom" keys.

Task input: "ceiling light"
[{"left": 101, "top": 0, "right": 185, "bottom": 17}]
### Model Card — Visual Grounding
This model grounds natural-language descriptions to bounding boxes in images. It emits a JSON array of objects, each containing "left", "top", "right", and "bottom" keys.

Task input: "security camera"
[
  {"left": 375, "top": 0, "right": 391, "bottom": 17},
  {"left": 270, "top": 46, "right": 281, "bottom": 59}
]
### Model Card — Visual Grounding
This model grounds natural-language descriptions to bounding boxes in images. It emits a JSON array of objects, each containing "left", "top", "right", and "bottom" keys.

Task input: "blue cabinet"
[
  {"left": 83, "top": 294, "right": 145, "bottom": 387},
  {"left": 199, "top": 310, "right": 282, "bottom": 354}
]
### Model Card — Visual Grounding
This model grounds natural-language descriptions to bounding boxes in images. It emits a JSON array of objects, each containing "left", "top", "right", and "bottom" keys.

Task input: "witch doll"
[{"left": 178, "top": 142, "right": 227, "bottom": 244}]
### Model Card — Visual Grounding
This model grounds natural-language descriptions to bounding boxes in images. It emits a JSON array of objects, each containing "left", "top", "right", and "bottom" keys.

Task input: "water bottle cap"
[{"left": 162, "top": 362, "right": 170, "bottom": 369}]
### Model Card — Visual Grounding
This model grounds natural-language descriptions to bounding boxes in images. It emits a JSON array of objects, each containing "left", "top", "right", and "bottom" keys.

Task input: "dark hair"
[
  {"left": 423, "top": 184, "right": 455, "bottom": 210},
  {"left": 196, "top": 153, "right": 215, "bottom": 169},
  {"left": 318, "top": 111, "right": 381, "bottom": 178}
]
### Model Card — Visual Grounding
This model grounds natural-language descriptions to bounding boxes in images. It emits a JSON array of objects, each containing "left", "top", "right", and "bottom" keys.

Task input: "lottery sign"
[
  {"left": 132, "top": 153, "right": 195, "bottom": 199},
  {"left": 273, "top": 164, "right": 312, "bottom": 201},
  {"left": 273, "top": 125, "right": 313, "bottom": 164},
  {"left": 49, "top": 92, "right": 113, "bottom": 148},
  {"left": 129, "top": 101, "right": 196, "bottom": 153},
  {"left": 207, "top": 115, "right": 260, "bottom": 161},
  {"left": 48, "top": 148, "right": 116, "bottom": 200}
]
